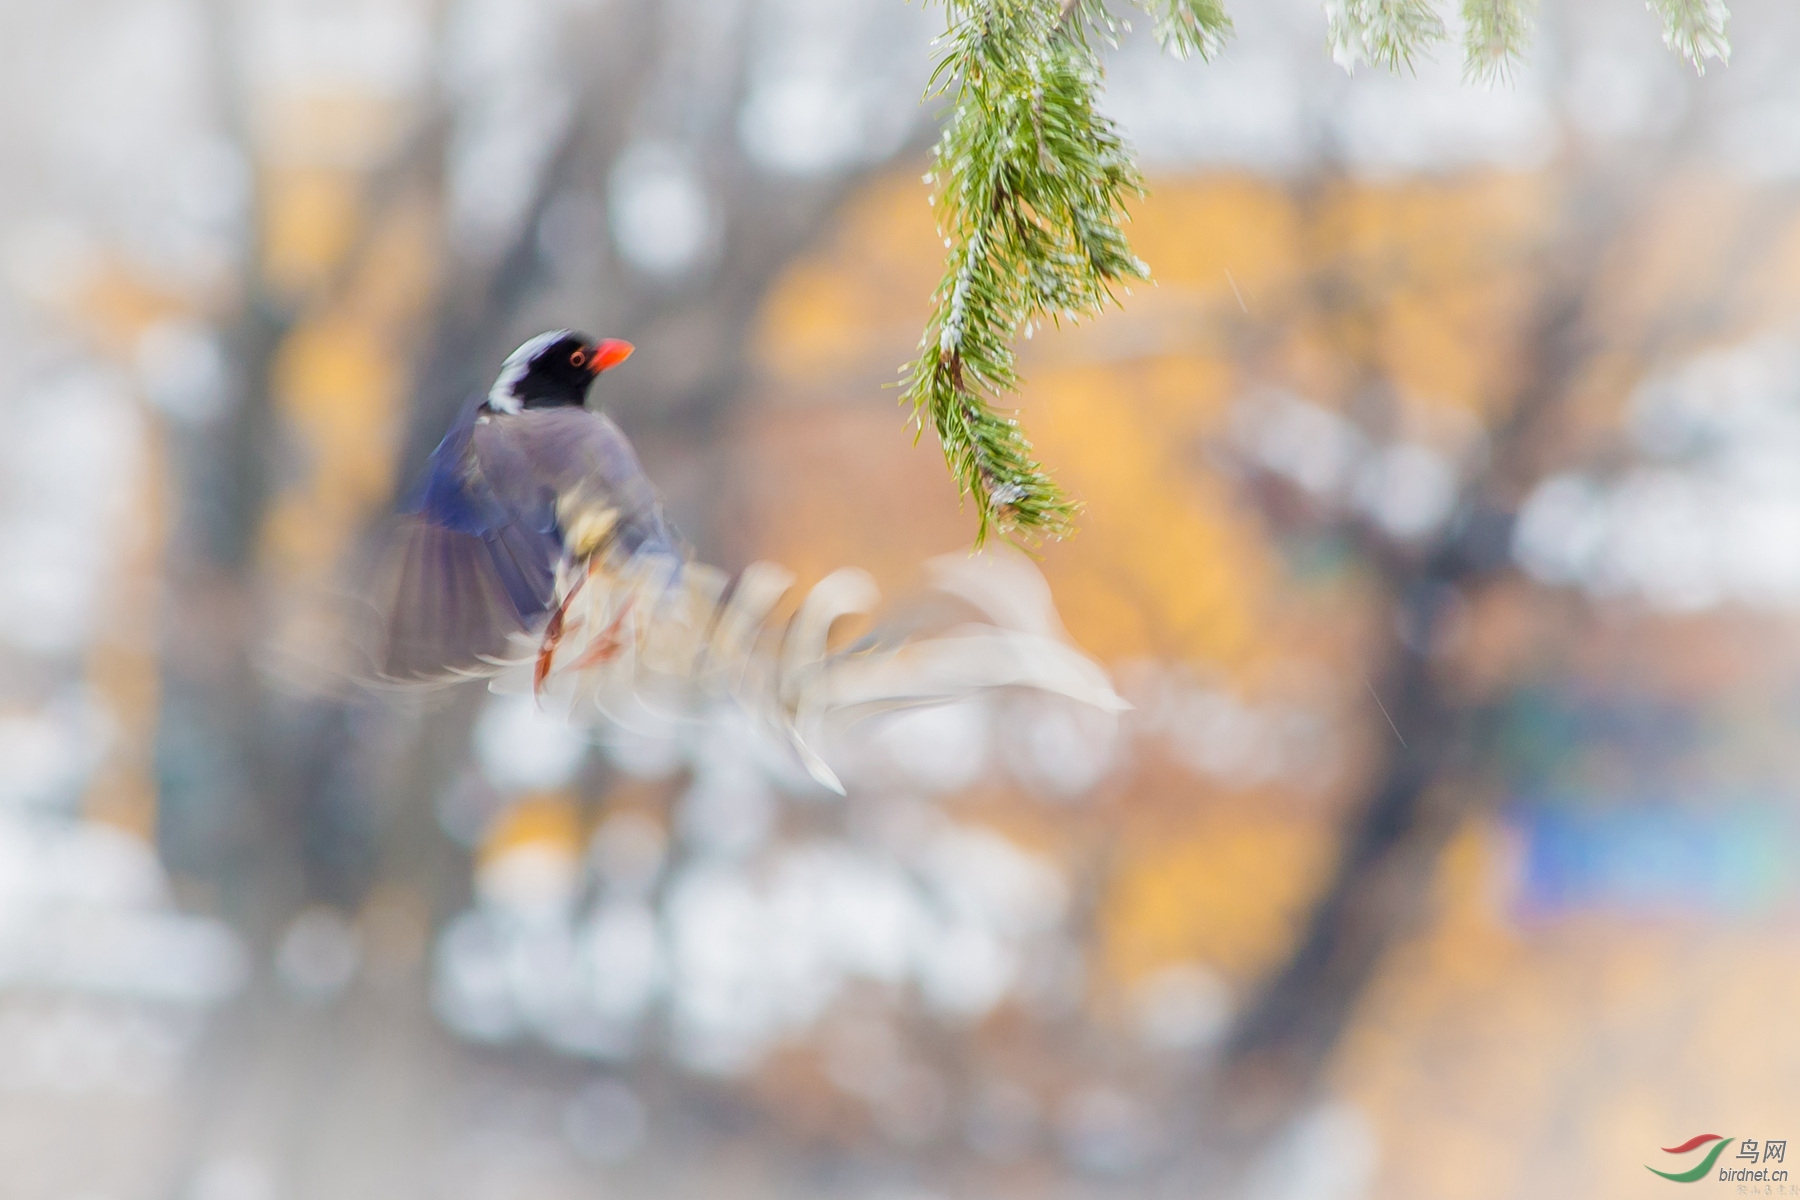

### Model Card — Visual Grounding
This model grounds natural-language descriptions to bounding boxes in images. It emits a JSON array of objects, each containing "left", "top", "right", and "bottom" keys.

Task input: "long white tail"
[{"left": 492, "top": 549, "right": 1126, "bottom": 792}]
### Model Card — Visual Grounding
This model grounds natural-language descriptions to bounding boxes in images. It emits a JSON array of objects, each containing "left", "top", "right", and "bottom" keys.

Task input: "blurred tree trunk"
[{"left": 1198, "top": 154, "right": 1800, "bottom": 1181}]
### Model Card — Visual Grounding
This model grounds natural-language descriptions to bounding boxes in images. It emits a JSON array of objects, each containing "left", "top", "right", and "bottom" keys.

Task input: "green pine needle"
[
  {"left": 1462, "top": 0, "right": 1533, "bottom": 82},
  {"left": 904, "top": 0, "right": 1731, "bottom": 542},
  {"left": 1326, "top": 0, "right": 1447, "bottom": 73},
  {"left": 1140, "top": 0, "right": 1234, "bottom": 60},
  {"left": 907, "top": 0, "right": 1150, "bottom": 544},
  {"left": 1648, "top": 0, "right": 1730, "bottom": 73}
]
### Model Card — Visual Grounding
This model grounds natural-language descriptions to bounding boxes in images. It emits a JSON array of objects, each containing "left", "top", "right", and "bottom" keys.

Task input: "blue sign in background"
[{"left": 1507, "top": 803, "right": 1794, "bottom": 919}]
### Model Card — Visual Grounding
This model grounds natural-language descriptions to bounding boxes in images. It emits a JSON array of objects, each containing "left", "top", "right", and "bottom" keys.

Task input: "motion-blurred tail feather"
[{"left": 493, "top": 546, "right": 1123, "bottom": 791}]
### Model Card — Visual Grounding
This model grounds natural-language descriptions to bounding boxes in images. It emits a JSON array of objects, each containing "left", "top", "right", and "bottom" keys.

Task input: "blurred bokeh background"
[{"left": 2, "top": 0, "right": 1800, "bottom": 1197}]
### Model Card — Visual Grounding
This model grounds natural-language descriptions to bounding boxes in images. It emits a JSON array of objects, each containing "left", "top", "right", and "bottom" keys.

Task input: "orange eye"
[{"left": 570, "top": 350, "right": 586, "bottom": 368}]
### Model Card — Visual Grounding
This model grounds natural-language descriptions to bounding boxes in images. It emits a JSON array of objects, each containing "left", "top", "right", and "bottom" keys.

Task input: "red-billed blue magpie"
[
  {"left": 372, "top": 330, "right": 664, "bottom": 684},
  {"left": 370, "top": 331, "right": 1125, "bottom": 793}
]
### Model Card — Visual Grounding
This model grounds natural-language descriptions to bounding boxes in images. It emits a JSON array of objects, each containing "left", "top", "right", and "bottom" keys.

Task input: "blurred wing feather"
[
  {"left": 371, "top": 517, "right": 557, "bottom": 683},
  {"left": 369, "top": 403, "right": 565, "bottom": 683}
]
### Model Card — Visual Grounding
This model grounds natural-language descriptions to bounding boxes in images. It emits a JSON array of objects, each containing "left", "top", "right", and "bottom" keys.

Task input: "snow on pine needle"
[{"left": 904, "top": 0, "right": 1727, "bottom": 542}]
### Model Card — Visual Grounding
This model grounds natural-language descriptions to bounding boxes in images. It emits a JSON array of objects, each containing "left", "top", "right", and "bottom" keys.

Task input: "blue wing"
[
  {"left": 372, "top": 401, "right": 562, "bottom": 682},
  {"left": 372, "top": 401, "right": 682, "bottom": 683}
]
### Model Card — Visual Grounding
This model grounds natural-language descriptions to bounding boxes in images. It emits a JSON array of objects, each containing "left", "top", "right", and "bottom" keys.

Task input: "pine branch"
[
  {"left": 1648, "top": 0, "right": 1729, "bottom": 73},
  {"left": 1325, "top": 0, "right": 1446, "bottom": 73},
  {"left": 1461, "top": 0, "right": 1533, "bottom": 82},
  {"left": 904, "top": 0, "right": 1733, "bottom": 542},
  {"left": 906, "top": 0, "right": 1150, "bottom": 543},
  {"left": 1138, "top": 0, "right": 1234, "bottom": 61}
]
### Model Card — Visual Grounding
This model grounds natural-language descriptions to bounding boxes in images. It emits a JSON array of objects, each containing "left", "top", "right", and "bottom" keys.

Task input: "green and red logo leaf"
[{"left": 1648, "top": 1135, "right": 1734, "bottom": 1182}]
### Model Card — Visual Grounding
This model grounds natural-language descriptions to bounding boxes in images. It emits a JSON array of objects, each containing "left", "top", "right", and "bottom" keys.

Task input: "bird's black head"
[{"left": 485, "top": 330, "right": 634, "bottom": 413}]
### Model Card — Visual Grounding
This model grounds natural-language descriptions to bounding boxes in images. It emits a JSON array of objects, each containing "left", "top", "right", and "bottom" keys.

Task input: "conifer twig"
[
  {"left": 1648, "top": 0, "right": 1730, "bottom": 73},
  {"left": 904, "top": 0, "right": 1729, "bottom": 542},
  {"left": 908, "top": 0, "right": 1230, "bottom": 543},
  {"left": 905, "top": 1, "right": 1135, "bottom": 542},
  {"left": 1325, "top": 0, "right": 1446, "bottom": 73},
  {"left": 1141, "top": 0, "right": 1234, "bottom": 60},
  {"left": 1461, "top": 0, "right": 1533, "bottom": 82}
]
